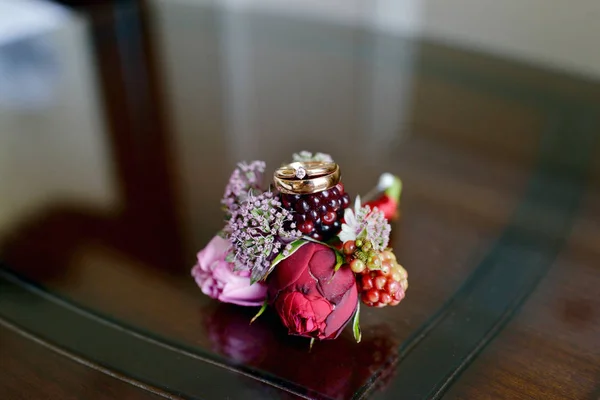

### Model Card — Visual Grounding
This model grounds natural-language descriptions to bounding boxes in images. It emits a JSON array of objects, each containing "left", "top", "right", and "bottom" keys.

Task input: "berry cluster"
[
  {"left": 341, "top": 240, "right": 408, "bottom": 307},
  {"left": 280, "top": 183, "right": 350, "bottom": 241}
]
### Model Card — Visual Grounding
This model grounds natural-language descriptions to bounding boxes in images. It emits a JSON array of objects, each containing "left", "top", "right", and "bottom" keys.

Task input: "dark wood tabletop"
[{"left": 1, "top": 1, "right": 599, "bottom": 399}]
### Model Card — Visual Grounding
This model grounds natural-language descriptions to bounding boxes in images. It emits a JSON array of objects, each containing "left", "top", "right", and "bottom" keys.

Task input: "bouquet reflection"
[{"left": 204, "top": 303, "right": 399, "bottom": 399}]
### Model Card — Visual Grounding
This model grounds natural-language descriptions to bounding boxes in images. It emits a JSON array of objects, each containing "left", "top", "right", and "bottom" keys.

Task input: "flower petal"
[
  {"left": 196, "top": 236, "right": 231, "bottom": 272},
  {"left": 323, "top": 283, "right": 358, "bottom": 339},
  {"left": 344, "top": 207, "right": 356, "bottom": 227},
  {"left": 219, "top": 281, "right": 267, "bottom": 306},
  {"left": 354, "top": 195, "right": 362, "bottom": 212},
  {"left": 338, "top": 226, "right": 356, "bottom": 243}
]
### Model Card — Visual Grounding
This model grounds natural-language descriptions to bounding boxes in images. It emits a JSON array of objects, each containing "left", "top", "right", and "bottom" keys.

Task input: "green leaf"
[
  {"left": 385, "top": 175, "right": 402, "bottom": 203},
  {"left": 309, "top": 337, "right": 315, "bottom": 352},
  {"left": 304, "top": 235, "right": 343, "bottom": 253},
  {"left": 250, "top": 301, "right": 268, "bottom": 324},
  {"left": 302, "top": 236, "right": 330, "bottom": 247},
  {"left": 333, "top": 250, "right": 345, "bottom": 272},
  {"left": 352, "top": 303, "right": 362, "bottom": 343},
  {"left": 265, "top": 239, "right": 309, "bottom": 279}
]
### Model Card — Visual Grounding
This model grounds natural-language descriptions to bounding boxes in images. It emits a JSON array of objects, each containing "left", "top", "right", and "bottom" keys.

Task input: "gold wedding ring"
[
  {"left": 274, "top": 161, "right": 341, "bottom": 195},
  {"left": 275, "top": 161, "right": 337, "bottom": 180}
]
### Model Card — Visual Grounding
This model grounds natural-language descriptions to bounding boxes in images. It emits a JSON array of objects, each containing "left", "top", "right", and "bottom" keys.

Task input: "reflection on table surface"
[{"left": 0, "top": 1, "right": 599, "bottom": 399}]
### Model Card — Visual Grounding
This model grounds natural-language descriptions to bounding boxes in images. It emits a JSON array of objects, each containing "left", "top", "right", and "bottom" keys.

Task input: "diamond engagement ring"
[
  {"left": 275, "top": 161, "right": 336, "bottom": 179},
  {"left": 274, "top": 161, "right": 341, "bottom": 194}
]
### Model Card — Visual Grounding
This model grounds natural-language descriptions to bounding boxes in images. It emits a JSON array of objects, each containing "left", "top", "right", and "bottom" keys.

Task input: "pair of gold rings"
[{"left": 274, "top": 161, "right": 341, "bottom": 195}]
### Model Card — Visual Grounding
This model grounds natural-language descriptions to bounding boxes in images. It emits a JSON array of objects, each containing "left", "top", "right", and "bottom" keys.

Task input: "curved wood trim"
[
  {"left": 0, "top": 318, "right": 180, "bottom": 400},
  {"left": 0, "top": 269, "right": 315, "bottom": 400},
  {"left": 354, "top": 109, "right": 596, "bottom": 399}
]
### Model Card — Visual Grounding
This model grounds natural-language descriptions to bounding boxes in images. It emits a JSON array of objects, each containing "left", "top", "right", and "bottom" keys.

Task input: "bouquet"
[{"left": 192, "top": 151, "right": 407, "bottom": 344}]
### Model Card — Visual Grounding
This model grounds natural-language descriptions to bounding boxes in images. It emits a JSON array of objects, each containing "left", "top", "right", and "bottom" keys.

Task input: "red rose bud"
[
  {"left": 364, "top": 194, "right": 398, "bottom": 222},
  {"left": 363, "top": 173, "right": 402, "bottom": 221},
  {"left": 268, "top": 242, "right": 358, "bottom": 340}
]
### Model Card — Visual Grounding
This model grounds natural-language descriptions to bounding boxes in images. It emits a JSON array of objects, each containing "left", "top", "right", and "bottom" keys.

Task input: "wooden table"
[{"left": 1, "top": 1, "right": 598, "bottom": 399}]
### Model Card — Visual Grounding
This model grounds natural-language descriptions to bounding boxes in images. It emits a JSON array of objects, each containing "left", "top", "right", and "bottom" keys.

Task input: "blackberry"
[{"left": 280, "top": 183, "right": 350, "bottom": 241}]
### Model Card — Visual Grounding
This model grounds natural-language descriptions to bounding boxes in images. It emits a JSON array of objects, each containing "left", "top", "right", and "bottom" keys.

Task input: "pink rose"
[{"left": 192, "top": 235, "right": 267, "bottom": 306}]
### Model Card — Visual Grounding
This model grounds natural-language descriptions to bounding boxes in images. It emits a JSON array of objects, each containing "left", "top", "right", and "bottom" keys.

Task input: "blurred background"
[
  {"left": 148, "top": 0, "right": 600, "bottom": 77},
  {"left": 1, "top": 0, "right": 598, "bottom": 258}
]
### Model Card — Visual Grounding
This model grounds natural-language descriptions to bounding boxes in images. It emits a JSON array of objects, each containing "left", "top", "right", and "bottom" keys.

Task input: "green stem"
[{"left": 250, "top": 301, "right": 268, "bottom": 324}]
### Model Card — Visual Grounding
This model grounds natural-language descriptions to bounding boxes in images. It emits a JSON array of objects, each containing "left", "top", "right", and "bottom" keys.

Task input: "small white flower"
[
  {"left": 337, "top": 195, "right": 391, "bottom": 251},
  {"left": 292, "top": 151, "right": 334, "bottom": 163},
  {"left": 338, "top": 196, "right": 365, "bottom": 243}
]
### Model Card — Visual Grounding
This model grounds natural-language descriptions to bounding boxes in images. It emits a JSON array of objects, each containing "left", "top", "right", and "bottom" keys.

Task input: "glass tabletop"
[{"left": 0, "top": 1, "right": 598, "bottom": 399}]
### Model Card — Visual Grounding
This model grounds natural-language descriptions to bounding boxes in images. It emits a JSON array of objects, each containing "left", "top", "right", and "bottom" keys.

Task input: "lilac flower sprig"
[
  {"left": 339, "top": 196, "right": 391, "bottom": 251},
  {"left": 228, "top": 191, "right": 302, "bottom": 283},
  {"left": 222, "top": 161, "right": 266, "bottom": 219}
]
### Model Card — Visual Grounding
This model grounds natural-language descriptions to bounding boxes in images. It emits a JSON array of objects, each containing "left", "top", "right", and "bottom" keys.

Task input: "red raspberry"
[{"left": 356, "top": 250, "right": 408, "bottom": 307}]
